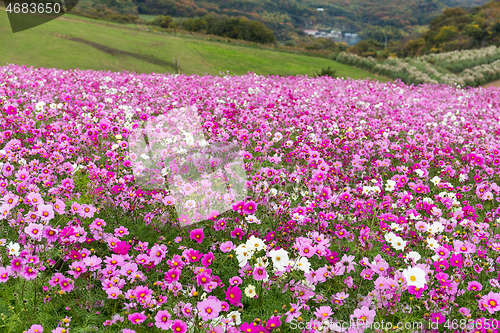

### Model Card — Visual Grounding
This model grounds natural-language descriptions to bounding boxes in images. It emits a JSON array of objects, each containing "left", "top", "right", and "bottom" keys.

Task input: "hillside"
[
  {"left": 380, "top": 0, "right": 500, "bottom": 57},
  {"left": 78, "top": 0, "right": 491, "bottom": 41},
  {"left": 0, "top": 8, "right": 389, "bottom": 80}
]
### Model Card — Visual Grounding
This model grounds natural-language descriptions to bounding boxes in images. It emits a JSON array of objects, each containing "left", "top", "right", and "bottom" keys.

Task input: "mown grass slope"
[{"left": 0, "top": 9, "right": 390, "bottom": 80}]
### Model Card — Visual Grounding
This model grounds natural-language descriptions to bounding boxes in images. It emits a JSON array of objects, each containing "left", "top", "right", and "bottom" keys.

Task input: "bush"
[{"left": 315, "top": 66, "right": 337, "bottom": 78}]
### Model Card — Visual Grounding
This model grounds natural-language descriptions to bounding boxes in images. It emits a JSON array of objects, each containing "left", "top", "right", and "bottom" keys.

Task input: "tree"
[
  {"left": 150, "top": 15, "right": 175, "bottom": 29},
  {"left": 463, "top": 23, "right": 484, "bottom": 40},
  {"left": 433, "top": 26, "right": 459, "bottom": 43}
]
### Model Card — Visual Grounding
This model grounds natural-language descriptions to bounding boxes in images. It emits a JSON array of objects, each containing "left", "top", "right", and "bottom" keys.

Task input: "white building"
[
  {"left": 330, "top": 30, "right": 342, "bottom": 38},
  {"left": 303, "top": 29, "right": 318, "bottom": 36},
  {"left": 317, "top": 8, "right": 324, "bottom": 11}
]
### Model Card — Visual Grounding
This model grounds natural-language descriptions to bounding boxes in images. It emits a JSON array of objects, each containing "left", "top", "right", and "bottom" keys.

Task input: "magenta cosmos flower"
[
  {"left": 190, "top": 228, "right": 205, "bottom": 243},
  {"left": 242, "top": 201, "right": 257, "bottom": 214},
  {"left": 128, "top": 311, "right": 147, "bottom": 325},
  {"left": 170, "top": 320, "right": 187, "bottom": 333},
  {"left": 430, "top": 312, "right": 446, "bottom": 324},
  {"left": 225, "top": 286, "right": 242, "bottom": 306},
  {"left": 112, "top": 241, "right": 131, "bottom": 255}
]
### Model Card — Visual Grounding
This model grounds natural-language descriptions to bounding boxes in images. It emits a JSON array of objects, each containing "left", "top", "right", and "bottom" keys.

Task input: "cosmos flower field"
[{"left": 1, "top": 64, "right": 500, "bottom": 333}]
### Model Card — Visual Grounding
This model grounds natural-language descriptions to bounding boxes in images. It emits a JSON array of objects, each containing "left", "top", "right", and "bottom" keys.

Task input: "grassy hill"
[
  {"left": 82, "top": 0, "right": 491, "bottom": 42},
  {"left": 0, "top": 8, "right": 389, "bottom": 80}
]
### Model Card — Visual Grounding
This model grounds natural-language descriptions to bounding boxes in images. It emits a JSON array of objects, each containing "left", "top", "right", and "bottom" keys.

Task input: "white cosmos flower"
[
  {"left": 183, "top": 200, "right": 196, "bottom": 210},
  {"left": 7, "top": 242, "right": 20, "bottom": 256},
  {"left": 402, "top": 266, "right": 427, "bottom": 288},
  {"left": 244, "top": 284, "right": 257, "bottom": 298},
  {"left": 269, "top": 249, "right": 289, "bottom": 271},
  {"left": 254, "top": 257, "right": 269, "bottom": 268},
  {"left": 406, "top": 251, "right": 421, "bottom": 263},
  {"left": 426, "top": 237, "right": 440, "bottom": 250},
  {"left": 385, "top": 180, "right": 396, "bottom": 192},
  {"left": 390, "top": 223, "right": 404, "bottom": 231},
  {"left": 391, "top": 236, "right": 407, "bottom": 250},
  {"left": 428, "top": 222, "right": 444, "bottom": 235},
  {"left": 246, "top": 236, "right": 265, "bottom": 252},
  {"left": 227, "top": 311, "right": 241, "bottom": 325},
  {"left": 245, "top": 215, "right": 261, "bottom": 224},
  {"left": 430, "top": 176, "right": 441, "bottom": 186},
  {"left": 293, "top": 257, "right": 311, "bottom": 273},
  {"left": 384, "top": 232, "right": 397, "bottom": 244},
  {"left": 235, "top": 249, "right": 252, "bottom": 268},
  {"left": 415, "top": 169, "right": 424, "bottom": 177}
]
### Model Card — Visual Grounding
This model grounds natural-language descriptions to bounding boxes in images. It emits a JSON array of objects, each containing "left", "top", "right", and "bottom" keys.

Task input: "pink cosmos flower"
[
  {"left": 43, "top": 226, "right": 59, "bottom": 243},
  {"left": 314, "top": 306, "right": 333, "bottom": 320},
  {"left": 219, "top": 241, "right": 235, "bottom": 253},
  {"left": 0, "top": 266, "right": 10, "bottom": 282},
  {"left": 449, "top": 253, "right": 463, "bottom": 267},
  {"left": 454, "top": 240, "right": 475, "bottom": 254},
  {"left": 36, "top": 204, "right": 54, "bottom": 221},
  {"left": 114, "top": 226, "right": 129, "bottom": 237},
  {"left": 134, "top": 285, "right": 153, "bottom": 300},
  {"left": 253, "top": 266, "right": 268, "bottom": 281},
  {"left": 467, "top": 281, "right": 483, "bottom": 292},
  {"left": 154, "top": 309, "right": 172, "bottom": 330},
  {"left": 70, "top": 202, "right": 82, "bottom": 215},
  {"left": 229, "top": 276, "right": 242, "bottom": 286},
  {"left": 480, "top": 292, "right": 500, "bottom": 314},
  {"left": 335, "top": 254, "right": 357, "bottom": 275},
  {"left": 25, "top": 223, "right": 44, "bottom": 241},
  {"left": 59, "top": 278, "right": 74, "bottom": 292},
  {"left": 458, "top": 307, "right": 471, "bottom": 317},
  {"left": 285, "top": 303, "right": 302, "bottom": 323},
  {"left": 184, "top": 249, "right": 202, "bottom": 263},
  {"left": 67, "top": 262, "right": 87, "bottom": 279},
  {"left": 298, "top": 243, "right": 314, "bottom": 258},
  {"left": 165, "top": 268, "right": 181, "bottom": 283},
  {"left": 26, "top": 324, "right": 43, "bottom": 333},
  {"left": 197, "top": 298, "right": 221, "bottom": 321},
  {"left": 10, "top": 257, "right": 23, "bottom": 272},
  {"left": 266, "top": 316, "right": 282, "bottom": 330},
  {"left": 201, "top": 252, "right": 214, "bottom": 267},
  {"left": 178, "top": 214, "right": 192, "bottom": 226},
  {"left": 128, "top": 311, "right": 147, "bottom": 325},
  {"left": 80, "top": 204, "right": 97, "bottom": 218},
  {"left": 26, "top": 192, "right": 43, "bottom": 206},
  {"left": 351, "top": 305, "right": 376, "bottom": 326},
  {"left": 106, "top": 287, "right": 122, "bottom": 299},
  {"left": 22, "top": 266, "right": 38, "bottom": 280},
  {"left": 150, "top": 244, "right": 168, "bottom": 265}
]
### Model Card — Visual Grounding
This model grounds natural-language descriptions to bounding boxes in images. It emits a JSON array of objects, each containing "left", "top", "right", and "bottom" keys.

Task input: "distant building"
[
  {"left": 317, "top": 8, "right": 324, "bottom": 11},
  {"left": 330, "top": 30, "right": 342, "bottom": 38},
  {"left": 303, "top": 29, "right": 318, "bottom": 36}
]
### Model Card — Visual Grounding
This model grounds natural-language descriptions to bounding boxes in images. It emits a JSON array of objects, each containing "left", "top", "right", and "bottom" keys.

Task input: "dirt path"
[{"left": 481, "top": 79, "right": 500, "bottom": 88}]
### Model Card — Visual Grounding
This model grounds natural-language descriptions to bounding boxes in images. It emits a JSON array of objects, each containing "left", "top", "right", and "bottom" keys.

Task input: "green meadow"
[{"left": 0, "top": 8, "right": 389, "bottom": 80}]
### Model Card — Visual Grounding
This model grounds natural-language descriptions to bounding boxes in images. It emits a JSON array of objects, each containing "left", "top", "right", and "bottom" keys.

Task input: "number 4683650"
[{"left": 6, "top": 2, "right": 61, "bottom": 14}]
